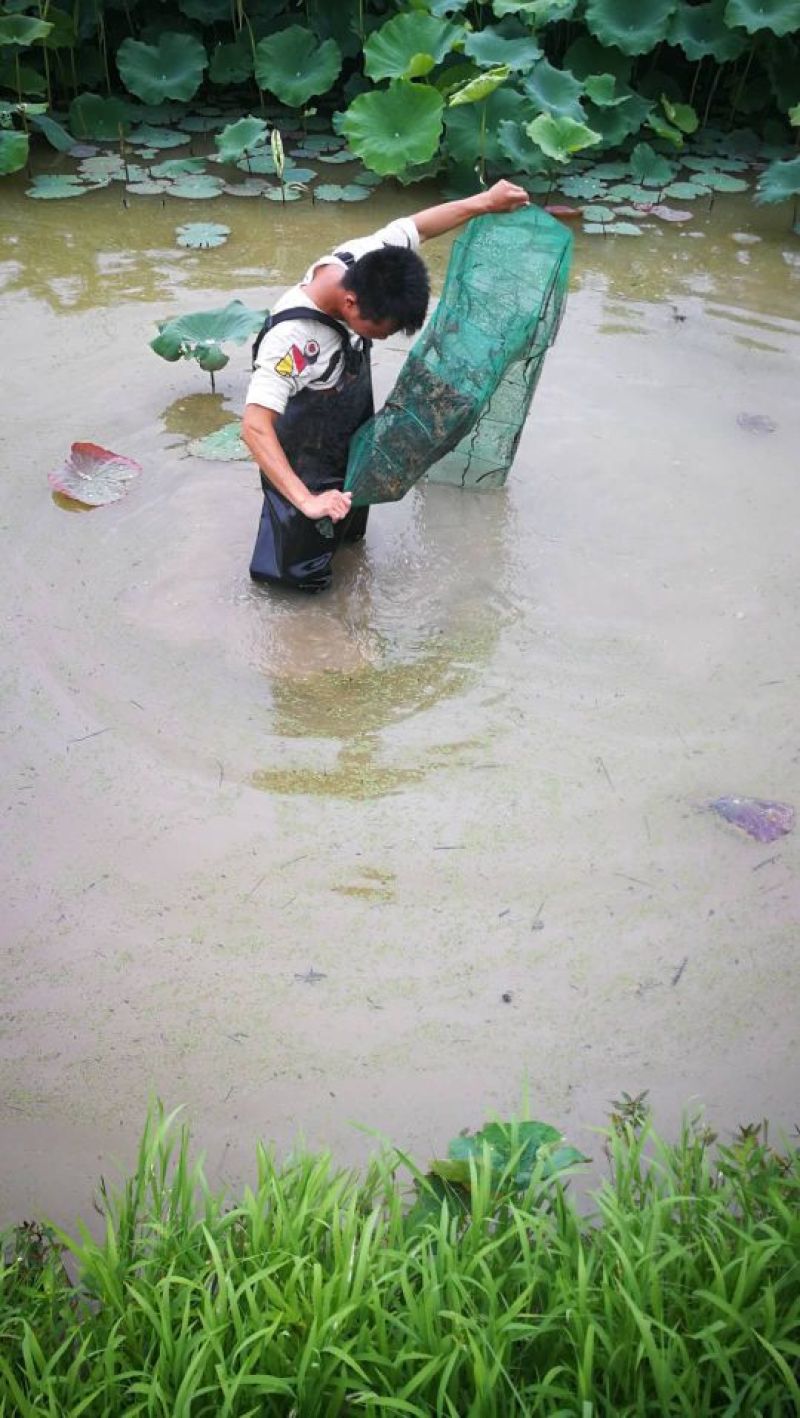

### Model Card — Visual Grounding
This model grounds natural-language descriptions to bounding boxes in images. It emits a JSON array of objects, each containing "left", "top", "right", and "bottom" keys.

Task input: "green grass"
[{"left": 1, "top": 1106, "right": 798, "bottom": 1415}]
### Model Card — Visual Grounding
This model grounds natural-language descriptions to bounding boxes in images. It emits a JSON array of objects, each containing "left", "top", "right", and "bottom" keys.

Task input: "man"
[{"left": 242, "top": 178, "right": 529, "bottom": 593}]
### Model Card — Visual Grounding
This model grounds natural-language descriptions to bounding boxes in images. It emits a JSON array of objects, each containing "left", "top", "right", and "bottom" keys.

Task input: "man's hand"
[
  {"left": 480, "top": 179, "right": 530, "bottom": 215},
  {"left": 301, "top": 488, "right": 352, "bottom": 522}
]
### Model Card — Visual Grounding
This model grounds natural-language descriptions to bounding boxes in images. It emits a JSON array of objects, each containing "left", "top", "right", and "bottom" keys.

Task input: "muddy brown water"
[{"left": 1, "top": 175, "right": 799, "bottom": 1228}]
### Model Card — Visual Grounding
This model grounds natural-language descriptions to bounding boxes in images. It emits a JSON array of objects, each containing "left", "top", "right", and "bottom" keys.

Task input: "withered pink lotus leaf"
[
  {"left": 49, "top": 442, "right": 142, "bottom": 507},
  {"left": 710, "top": 796, "right": 795, "bottom": 843}
]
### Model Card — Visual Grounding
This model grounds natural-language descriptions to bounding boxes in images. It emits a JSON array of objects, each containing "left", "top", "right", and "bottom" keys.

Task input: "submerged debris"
[{"left": 709, "top": 796, "right": 794, "bottom": 843}]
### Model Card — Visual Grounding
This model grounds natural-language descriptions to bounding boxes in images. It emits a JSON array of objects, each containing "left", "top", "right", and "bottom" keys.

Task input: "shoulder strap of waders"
[{"left": 252, "top": 305, "right": 351, "bottom": 369}]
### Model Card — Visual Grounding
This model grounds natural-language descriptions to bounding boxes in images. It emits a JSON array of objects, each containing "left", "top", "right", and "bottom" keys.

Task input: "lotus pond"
[{"left": 0, "top": 157, "right": 798, "bottom": 1227}]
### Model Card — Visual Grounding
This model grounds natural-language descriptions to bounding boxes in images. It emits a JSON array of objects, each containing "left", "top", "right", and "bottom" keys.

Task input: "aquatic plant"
[
  {"left": 150, "top": 300, "right": 266, "bottom": 391},
  {"left": 0, "top": 1103, "right": 798, "bottom": 1413}
]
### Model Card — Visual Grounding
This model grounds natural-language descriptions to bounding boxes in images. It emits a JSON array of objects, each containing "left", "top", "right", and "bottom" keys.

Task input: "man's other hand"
[
  {"left": 482, "top": 179, "right": 530, "bottom": 214},
  {"left": 302, "top": 489, "right": 353, "bottom": 522}
]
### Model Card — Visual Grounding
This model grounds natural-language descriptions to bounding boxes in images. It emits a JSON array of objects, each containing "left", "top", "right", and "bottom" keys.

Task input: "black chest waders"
[{"left": 248, "top": 256, "right": 373, "bottom": 593}]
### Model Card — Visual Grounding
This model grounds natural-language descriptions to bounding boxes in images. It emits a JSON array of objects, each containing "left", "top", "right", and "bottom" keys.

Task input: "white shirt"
[{"left": 245, "top": 217, "right": 421, "bottom": 416}]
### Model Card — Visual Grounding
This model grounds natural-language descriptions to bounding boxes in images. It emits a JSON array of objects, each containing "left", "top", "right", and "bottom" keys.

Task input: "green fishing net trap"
[{"left": 344, "top": 203, "right": 572, "bottom": 504}]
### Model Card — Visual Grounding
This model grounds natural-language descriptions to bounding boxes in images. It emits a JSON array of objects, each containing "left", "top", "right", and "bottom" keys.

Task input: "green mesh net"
[{"left": 344, "top": 204, "right": 572, "bottom": 504}]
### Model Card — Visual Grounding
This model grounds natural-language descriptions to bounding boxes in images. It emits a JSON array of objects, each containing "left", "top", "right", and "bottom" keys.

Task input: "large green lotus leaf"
[
  {"left": 629, "top": 141, "right": 675, "bottom": 185},
  {"left": 0, "top": 128, "right": 28, "bottom": 174},
  {"left": 526, "top": 112, "right": 602, "bottom": 161},
  {"left": 444, "top": 84, "right": 528, "bottom": 164},
  {"left": 497, "top": 116, "right": 549, "bottom": 171},
  {"left": 583, "top": 72, "right": 629, "bottom": 105},
  {"left": 668, "top": 1, "right": 747, "bottom": 60},
  {"left": 585, "top": 0, "right": 678, "bottom": 55},
  {"left": 117, "top": 33, "right": 207, "bottom": 105},
  {"left": 724, "top": 0, "right": 800, "bottom": 34},
  {"left": 463, "top": 25, "right": 543, "bottom": 69},
  {"left": 128, "top": 124, "right": 187, "bottom": 149},
  {"left": 341, "top": 81, "right": 444, "bottom": 176},
  {"left": 254, "top": 27, "right": 341, "bottom": 108},
  {"left": 0, "top": 14, "right": 52, "bottom": 44},
  {"left": 188, "top": 423, "right": 251, "bottom": 462},
  {"left": 448, "top": 65, "right": 510, "bottom": 106},
  {"left": 364, "top": 14, "right": 463, "bottom": 82},
  {"left": 215, "top": 115, "right": 268, "bottom": 163},
  {"left": 69, "top": 93, "right": 131, "bottom": 139},
  {"left": 151, "top": 301, "right": 266, "bottom": 373},
  {"left": 564, "top": 34, "right": 632, "bottom": 81},
  {"left": 209, "top": 37, "right": 254, "bottom": 85},
  {"left": 176, "top": 221, "right": 230, "bottom": 248},
  {"left": 27, "top": 174, "right": 91, "bottom": 198},
  {"left": 583, "top": 92, "right": 651, "bottom": 145},
  {"left": 28, "top": 111, "right": 74, "bottom": 152},
  {"left": 523, "top": 58, "right": 586, "bottom": 120}
]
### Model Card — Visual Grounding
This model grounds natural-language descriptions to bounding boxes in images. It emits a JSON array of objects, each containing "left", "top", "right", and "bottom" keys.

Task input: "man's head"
[{"left": 339, "top": 246, "right": 430, "bottom": 340}]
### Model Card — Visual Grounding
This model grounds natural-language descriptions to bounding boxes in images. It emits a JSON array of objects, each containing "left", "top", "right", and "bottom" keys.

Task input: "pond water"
[{"left": 1, "top": 175, "right": 799, "bottom": 1225}]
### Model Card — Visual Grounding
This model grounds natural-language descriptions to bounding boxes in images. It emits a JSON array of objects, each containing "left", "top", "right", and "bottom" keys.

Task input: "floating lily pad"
[
  {"left": 313, "top": 182, "right": 369, "bottom": 201},
  {"left": 590, "top": 160, "right": 631, "bottom": 179},
  {"left": 27, "top": 174, "right": 90, "bottom": 199},
  {"left": 67, "top": 142, "right": 99, "bottom": 158},
  {"left": 187, "top": 423, "right": 250, "bottom": 461},
  {"left": 117, "top": 33, "right": 208, "bottom": 105},
  {"left": 559, "top": 173, "right": 606, "bottom": 198},
  {"left": 263, "top": 184, "right": 305, "bottom": 201},
  {"left": 701, "top": 171, "right": 749, "bottom": 192},
  {"left": 223, "top": 177, "right": 272, "bottom": 197},
  {"left": 49, "top": 442, "right": 142, "bottom": 506},
  {"left": 126, "top": 178, "right": 172, "bottom": 195},
  {"left": 606, "top": 220, "right": 644, "bottom": 234},
  {"left": 176, "top": 221, "right": 230, "bottom": 248},
  {"left": 582, "top": 203, "right": 615, "bottom": 221},
  {"left": 127, "top": 124, "right": 186, "bottom": 149},
  {"left": 316, "top": 148, "right": 356, "bottom": 164},
  {"left": 170, "top": 175, "right": 225, "bottom": 199},
  {"left": 179, "top": 113, "right": 229, "bottom": 133},
  {"left": 150, "top": 157, "right": 206, "bottom": 178},
  {"left": 709, "top": 795, "right": 794, "bottom": 842},
  {"left": 354, "top": 169, "right": 383, "bottom": 187},
  {"left": 664, "top": 180, "right": 710, "bottom": 199},
  {"left": 648, "top": 203, "right": 693, "bottom": 221},
  {"left": 629, "top": 141, "right": 675, "bottom": 186}
]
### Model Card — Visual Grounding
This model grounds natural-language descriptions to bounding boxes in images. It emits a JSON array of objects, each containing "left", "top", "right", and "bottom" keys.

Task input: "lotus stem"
[
  {"left": 729, "top": 46, "right": 756, "bottom": 126},
  {"left": 689, "top": 57, "right": 703, "bottom": 108},
  {"left": 701, "top": 63, "right": 723, "bottom": 131}
]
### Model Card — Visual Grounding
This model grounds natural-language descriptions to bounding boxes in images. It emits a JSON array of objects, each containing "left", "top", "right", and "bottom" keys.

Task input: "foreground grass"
[{"left": 1, "top": 1106, "right": 798, "bottom": 1416}]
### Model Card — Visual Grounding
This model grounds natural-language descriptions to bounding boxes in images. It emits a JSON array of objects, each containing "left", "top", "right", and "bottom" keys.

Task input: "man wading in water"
[{"left": 241, "top": 179, "right": 529, "bottom": 593}]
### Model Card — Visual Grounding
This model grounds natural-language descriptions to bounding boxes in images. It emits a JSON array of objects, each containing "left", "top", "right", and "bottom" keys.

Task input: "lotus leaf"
[
  {"left": 463, "top": 25, "right": 543, "bottom": 69},
  {"left": 492, "top": 0, "right": 578, "bottom": 19},
  {"left": 586, "top": 0, "right": 678, "bottom": 54},
  {"left": 591, "top": 159, "right": 630, "bottom": 177},
  {"left": 583, "top": 73, "right": 629, "bottom": 105},
  {"left": 151, "top": 157, "right": 206, "bottom": 177},
  {"left": 0, "top": 128, "right": 28, "bottom": 174},
  {"left": 179, "top": 113, "right": 229, "bottom": 133},
  {"left": 526, "top": 112, "right": 602, "bottom": 161},
  {"left": 209, "top": 37, "right": 254, "bottom": 85},
  {"left": 117, "top": 33, "right": 208, "bottom": 105},
  {"left": 754, "top": 154, "right": 800, "bottom": 202},
  {"left": 307, "top": 0, "right": 362, "bottom": 59},
  {"left": 448, "top": 66, "right": 510, "bottom": 107},
  {"left": 178, "top": 0, "right": 229, "bottom": 21},
  {"left": 49, "top": 443, "right": 142, "bottom": 507},
  {"left": 254, "top": 27, "right": 341, "bottom": 109},
  {"left": 629, "top": 141, "right": 675, "bottom": 185},
  {"left": 316, "top": 149, "right": 355, "bottom": 164},
  {"left": 69, "top": 93, "right": 130, "bottom": 140},
  {"left": 313, "top": 182, "right": 369, "bottom": 201},
  {"left": 583, "top": 92, "right": 652, "bottom": 146},
  {"left": 497, "top": 117, "right": 549, "bottom": 173},
  {"left": 702, "top": 170, "right": 749, "bottom": 190},
  {"left": 682, "top": 153, "right": 748, "bottom": 171},
  {"left": 0, "top": 14, "right": 52, "bottom": 44},
  {"left": 341, "top": 81, "right": 444, "bottom": 176},
  {"left": 128, "top": 125, "right": 187, "bottom": 149},
  {"left": 583, "top": 202, "right": 615, "bottom": 220},
  {"left": 68, "top": 143, "right": 98, "bottom": 158},
  {"left": 364, "top": 14, "right": 464, "bottom": 82},
  {"left": 649, "top": 202, "right": 693, "bottom": 220},
  {"left": 170, "top": 175, "right": 225, "bottom": 198},
  {"left": 215, "top": 116, "right": 268, "bottom": 164},
  {"left": 188, "top": 423, "right": 251, "bottom": 461},
  {"left": 559, "top": 172, "right": 606, "bottom": 197},
  {"left": 429, "top": 0, "right": 468, "bottom": 12},
  {"left": 0, "top": 58, "right": 46, "bottom": 94},
  {"left": 275, "top": 166, "right": 316, "bottom": 183},
  {"left": 444, "top": 85, "right": 528, "bottom": 165},
  {"left": 79, "top": 154, "right": 127, "bottom": 179},
  {"left": 27, "top": 174, "right": 90, "bottom": 198},
  {"left": 564, "top": 33, "right": 632, "bottom": 81},
  {"left": 290, "top": 135, "right": 344, "bottom": 154},
  {"left": 176, "top": 222, "right": 230, "bottom": 248},
  {"left": 126, "top": 179, "right": 172, "bottom": 195},
  {"left": 665, "top": 179, "right": 711, "bottom": 197},
  {"left": 523, "top": 58, "right": 586, "bottom": 121},
  {"left": 668, "top": 1, "right": 747, "bottom": 60},
  {"left": 443, "top": 1120, "right": 582, "bottom": 1190},
  {"left": 28, "top": 112, "right": 74, "bottom": 153},
  {"left": 606, "top": 219, "right": 644, "bottom": 234},
  {"left": 605, "top": 181, "right": 653, "bottom": 199},
  {"left": 354, "top": 169, "right": 383, "bottom": 187},
  {"left": 791, "top": 103, "right": 800, "bottom": 125},
  {"left": 151, "top": 301, "right": 266, "bottom": 374},
  {"left": 263, "top": 184, "right": 305, "bottom": 201},
  {"left": 224, "top": 177, "right": 272, "bottom": 196},
  {"left": 661, "top": 97, "right": 699, "bottom": 134},
  {"left": 724, "top": 0, "right": 800, "bottom": 33},
  {"left": 710, "top": 795, "right": 794, "bottom": 840},
  {"left": 237, "top": 150, "right": 278, "bottom": 174}
]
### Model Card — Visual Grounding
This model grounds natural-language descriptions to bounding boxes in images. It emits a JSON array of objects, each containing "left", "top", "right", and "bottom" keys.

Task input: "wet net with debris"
[{"left": 344, "top": 204, "right": 572, "bottom": 503}]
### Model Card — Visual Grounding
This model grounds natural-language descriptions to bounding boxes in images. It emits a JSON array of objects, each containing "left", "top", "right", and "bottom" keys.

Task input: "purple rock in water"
[{"left": 710, "top": 796, "right": 795, "bottom": 843}]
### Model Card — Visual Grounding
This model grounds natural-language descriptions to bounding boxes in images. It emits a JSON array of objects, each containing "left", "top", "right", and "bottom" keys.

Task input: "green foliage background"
[{"left": 1, "top": 1, "right": 798, "bottom": 184}]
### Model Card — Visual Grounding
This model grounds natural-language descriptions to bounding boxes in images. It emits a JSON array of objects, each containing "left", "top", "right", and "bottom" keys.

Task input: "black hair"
[{"left": 342, "top": 246, "right": 430, "bottom": 334}]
